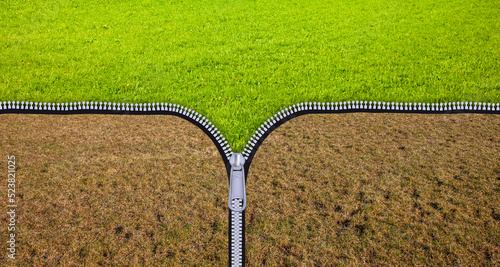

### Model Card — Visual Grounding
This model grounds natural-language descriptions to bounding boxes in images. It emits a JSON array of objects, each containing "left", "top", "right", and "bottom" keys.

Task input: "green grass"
[{"left": 1, "top": 0, "right": 499, "bottom": 151}]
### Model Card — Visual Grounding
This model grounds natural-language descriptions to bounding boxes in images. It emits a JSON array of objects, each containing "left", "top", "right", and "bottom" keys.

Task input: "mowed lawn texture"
[
  {"left": 1, "top": 0, "right": 499, "bottom": 151},
  {"left": 1, "top": 113, "right": 499, "bottom": 265}
]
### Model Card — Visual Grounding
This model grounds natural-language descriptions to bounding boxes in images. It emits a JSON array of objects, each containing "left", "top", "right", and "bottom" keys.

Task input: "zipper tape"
[{"left": 2, "top": 100, "right": 499, "bottom": 267}]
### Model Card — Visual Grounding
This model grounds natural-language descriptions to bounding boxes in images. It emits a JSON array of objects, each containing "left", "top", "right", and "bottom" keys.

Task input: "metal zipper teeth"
[
  {"left": 0, "top": 100, "right": 234, "bottom": 162},
  {"left": 241, "top": 101, "right": 500, "bottom": 160},
  {"left": 230, "top": 199, "right": 244, "bottom": 267}
]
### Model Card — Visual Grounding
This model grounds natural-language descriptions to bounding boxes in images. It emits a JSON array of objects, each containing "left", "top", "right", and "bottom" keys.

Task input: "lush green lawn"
[{"left": 1, "top": 0, "right": 499, "bottom": 151}]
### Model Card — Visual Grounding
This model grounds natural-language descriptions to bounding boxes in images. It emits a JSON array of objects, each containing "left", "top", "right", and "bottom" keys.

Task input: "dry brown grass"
[
  {"left": 247, "top": 113, "right": 500, "bottom": 266},
  {"left": 0, "top": 114, "right": 228, "bottom": 266},
  {"left": 1, "top": 113, "right": 499, "bottom": 266}
]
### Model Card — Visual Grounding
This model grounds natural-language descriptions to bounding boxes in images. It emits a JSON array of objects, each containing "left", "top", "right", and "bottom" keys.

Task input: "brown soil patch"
[{"left": 1, "top": 113, "right": 499, "bottom": 266}]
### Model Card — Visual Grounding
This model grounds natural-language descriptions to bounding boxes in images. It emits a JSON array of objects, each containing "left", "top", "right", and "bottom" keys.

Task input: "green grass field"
[{"left": 1, "top": 0, "right": 499, "bottom": 151}]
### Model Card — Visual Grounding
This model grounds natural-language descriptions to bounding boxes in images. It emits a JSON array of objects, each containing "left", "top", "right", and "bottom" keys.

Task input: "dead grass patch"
[{"left": 0, "top": 113, "right": 499, "bottom": 266}]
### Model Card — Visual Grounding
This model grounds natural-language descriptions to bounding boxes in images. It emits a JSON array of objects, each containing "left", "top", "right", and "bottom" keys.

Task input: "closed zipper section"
[{"left": 230, "top": 201, "right": 244, "bottom": 267}]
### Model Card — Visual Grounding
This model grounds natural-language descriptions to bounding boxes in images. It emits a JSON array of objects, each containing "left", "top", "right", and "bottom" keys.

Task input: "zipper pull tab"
[{"left": 228, "top": 153, "right": 246, "bottom": 212}]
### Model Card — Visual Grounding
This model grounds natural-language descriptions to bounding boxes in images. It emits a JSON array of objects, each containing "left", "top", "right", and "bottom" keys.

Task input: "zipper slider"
[{"left": 228, "top": 153, "right": 247, "bottom": 212}]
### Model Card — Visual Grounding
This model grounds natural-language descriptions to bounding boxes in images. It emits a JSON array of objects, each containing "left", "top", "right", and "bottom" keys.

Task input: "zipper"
[
  {"left": 228, "top": 153, "right": 246, "bottom": 267},
  {"left": 2, "top": 100, "right": 499, "bottom": 267}
]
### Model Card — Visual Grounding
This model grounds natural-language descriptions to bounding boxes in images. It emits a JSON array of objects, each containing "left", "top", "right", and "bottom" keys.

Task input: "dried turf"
[{"left": 1, "top": 113, "right": 499, "bottom": 266}]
